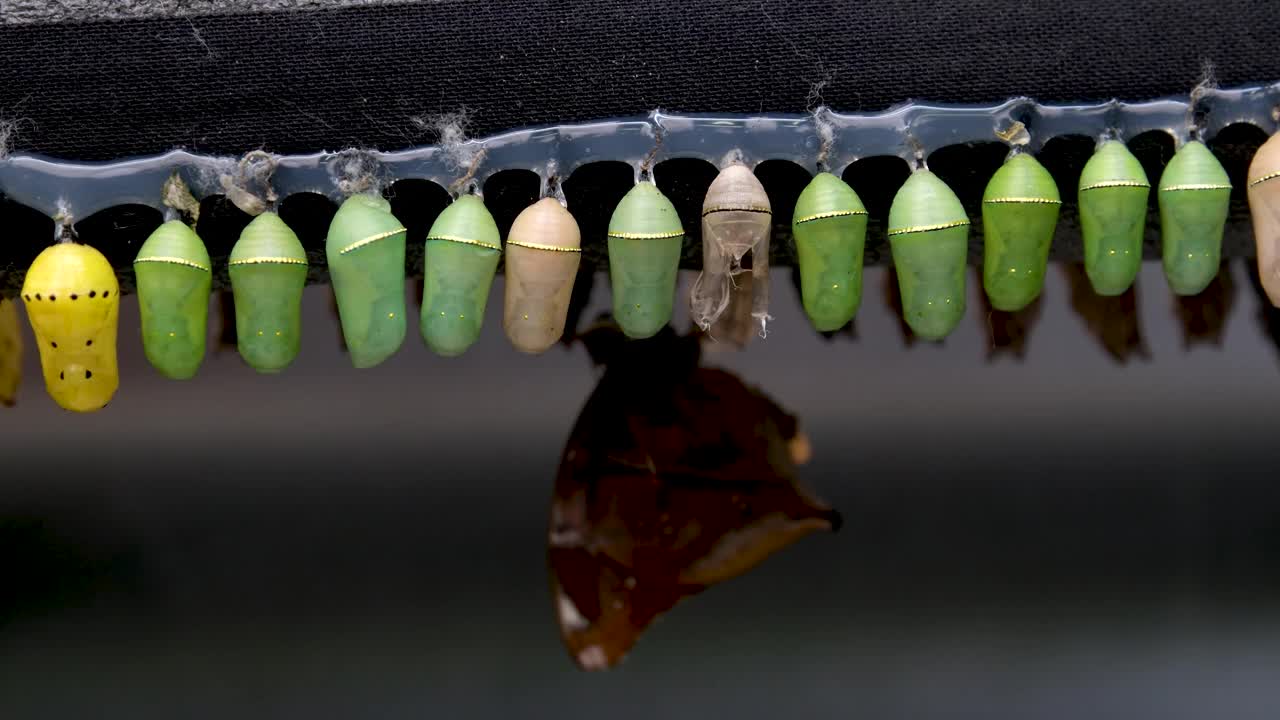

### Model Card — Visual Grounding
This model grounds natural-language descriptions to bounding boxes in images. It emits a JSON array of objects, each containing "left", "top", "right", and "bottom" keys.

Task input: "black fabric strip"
[{"left": 0, "top": 0, "right": 1276, "bottom": 161}]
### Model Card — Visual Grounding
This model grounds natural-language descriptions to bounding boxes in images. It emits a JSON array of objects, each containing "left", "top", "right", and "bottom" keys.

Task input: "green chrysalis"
[
  {"left": 791, "top": 172, "right": 868, "bottom": 331},
  {"left": 1158, "top": 140, "right": 1231, "bottom": 296},
  {"left": 419, "top": 194, "right": 501, "bottom": 357},
  {"left": 1078, "top": 140, "right": 1149, "bottom": 296},
  {"left": 228, "top": 211, "right": 308, "bottom": 373},
  {"left": 887, "top": 169, "right": 969, "bottom": 341},
  {"left": 133, "top": 219, "right": 212, "bottom": 380},
  {"left": 982, "top": 153, "right": 1060, "bottom": 311},
  {"left": 326, "top": 194, "right": 408, "bottom": 367},
  {"left": 607, "top": 182, "right": 684, "bottom": 339}
]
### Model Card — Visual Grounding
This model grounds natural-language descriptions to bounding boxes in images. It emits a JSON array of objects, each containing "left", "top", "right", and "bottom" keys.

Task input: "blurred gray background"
[{"left": 2, "top": 263, "right": 1279, "bottom": 719}]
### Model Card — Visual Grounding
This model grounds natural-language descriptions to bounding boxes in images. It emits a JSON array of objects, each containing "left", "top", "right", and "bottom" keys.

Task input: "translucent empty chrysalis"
[
  {"left": 21, "top": 243, "right": 119, "bottom": 412},
  {"left": 1247, "top": 131, "right": 1280, "bottom": 307},
  {"left": 228, "top": 211, "right": 308, "bottom": 373},
  {"left": 419, "top": 194, "right": 501, "bottom": 356},
  {"left": 982, "top": 152, "right": 1060, "bottom": 311},
  {"left": 607, "top": 182, "right": 684, "bottom": 339},
  {"left": 503, "top": 197, "right": 582, "bottom": 354},
  {"left": 690, "top": 164, "right": 771, "bottom": 335},
  {"left": 326, "top": 194, "right": 408, "bottom": 368},
  {"left": 1078, "top": 139, "right": 1149, "bottom": 296},
  {"left": 0, "top": 298, "right": 21, "bottom": 407},
  {"left": 887, "top": 169, "right": 969, "bottom": 340},
  {"left": 1159, "top": 140, "right": 1231, "bottom": 296},
  {"left": 791, "top": 172, "right": 867, "bottom": 331},
  {"left": 134, "top": 220, "right": 212, "bottom": 380}
]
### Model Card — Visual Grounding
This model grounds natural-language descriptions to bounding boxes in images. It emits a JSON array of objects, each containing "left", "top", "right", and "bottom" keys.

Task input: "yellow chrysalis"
[{"left": 21, "top": 243, "right": 120, "bottom": 412}]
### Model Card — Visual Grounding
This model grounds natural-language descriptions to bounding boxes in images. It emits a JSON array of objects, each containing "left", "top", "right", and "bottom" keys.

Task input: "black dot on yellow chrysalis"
[
  {"left": 228, "top": 212, "right": 308, "bottom": 373},
  {"left": 887, "top": 169, "right": 969, "bottom": 340},
  {"left": 20, "top": 243, "right": 119, "bottom": 412},
  {"left": 134, "top": 220, "right": 213, "bottom": 380}
]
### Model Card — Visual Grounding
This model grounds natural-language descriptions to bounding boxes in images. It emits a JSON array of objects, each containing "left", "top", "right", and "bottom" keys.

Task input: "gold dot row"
[
  {"left": 228, "top": 256, "right": 308, "bottom": 266},
  {"left": 134, "top": 256, "right": 212, "bottom": 272},
  {"left": 702, "top": 205, "right": 772, "bottom": 217},
  {"left": 795, "top": 209, "right": 869, "bottom": 224},
  {"left": 886, "top": 219, "right": 971, "bottom": 237},
  {"left": 426, "top": 234, "right": 501, "bottom": 251},
  {"left": 506, "top": 240, "right": 582, "bottom": 253},
  {"left": 607, "top": 230, "right": 685, "bottom": 240},
  {"left": 1080, "top": 181, "right": 1151, "bottom": 191},
  {"left": 339, "top": 228, "right": 407, "bottom": 255},
  {"left": 1248, "top": 171, "right": 1280, "bottom": 188},
  {"left": 1161, "top": 183, "right": 1233, "bottom": 192},
  {"left": 983, "top": 197, "right": 1061, "bottom": 205}
]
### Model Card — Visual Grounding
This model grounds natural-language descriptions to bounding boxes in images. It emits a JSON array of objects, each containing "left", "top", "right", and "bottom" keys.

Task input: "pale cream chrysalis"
[
  {"left": 690, "top": 163, "right": 772, "bottom": 337},
  {"left": 503, "top": 197, "right": 582, "bottom": 353},
  {"left": 1248, "top": 132, "right": 1280, "bottom": 306}
]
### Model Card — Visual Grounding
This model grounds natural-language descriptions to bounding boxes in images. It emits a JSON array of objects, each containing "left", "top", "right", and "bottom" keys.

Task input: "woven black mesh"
[{"left": 0, "top": 0, "right": 1275, "bottom": 160}]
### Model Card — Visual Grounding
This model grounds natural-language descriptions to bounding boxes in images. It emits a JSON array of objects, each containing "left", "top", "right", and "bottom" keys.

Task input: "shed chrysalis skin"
[
  {"left": 1247, "top": 131, "right": 1280, "bottom": 307},
  {"left": 691, "top": 164, "right": 771, "bottom": 334},
  {"left": 792, "top": 172, "right": 867, "bottom": 331},
  {"left": 982, "top": 153, "right": 1060, "bottom": 311},
  {"left": 326, "top": 194, "right": 407, "bottom": 367},
  {"left": 607, "top": 182, "right": 684, "bottom": 339},
  {"left": 1078, "top": 140, "right": 1150, "bottom": 296},
  {"left": 1159, "top": 141, "right": 1231, "bottom": 296},
  {"left": 21, "top": 243, "right": 119, "bottom": 412},
  {"left": 887, "top": 170, "right": 969, "bottom": 340},
  {"left": 228, "top": 212, "right": 308, "bottom": 373},
  {"left": 134, "top": 220, "right": 212, "bottom": 380},
  {"left": 503, "top": 197, "right": 582, "bottom": 354},
  {"left": 0, "top": 299, "right": 21, "bottom": 407},
  {"left": 420, "top": 194, "right": 501, "bottom": 356}
]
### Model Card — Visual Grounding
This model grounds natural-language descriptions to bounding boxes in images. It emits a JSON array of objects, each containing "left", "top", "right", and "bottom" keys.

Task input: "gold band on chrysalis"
[
  {"left": 339, "top": 228, "right": 407, "bottom": 255},
  {"left": 886, "top": 219, "right": 970, "bottom": 237},
  {"left": 505, "top": 240, "right": 583, "bottom": 253},
  {"left": 228, "top": 256, "right": 308, "bottom": 266},
  {"left": 1080, "top": 181, "right": 1151, "bottom": 191},
  {"left": 983, "top": 197, "right": 1062, "bottom": 205},
  {"left": 607, "top": 230, "right": 684, "bottom": 240},
  {"left": 702, "top": 205, "right": 772, "bottom": 217},
  {"left": 795, "top": 209, "right": 869, "bottom": 224},
  {"left": 427, "top": 234, "right": 501, "bottom": 251},
  {"left": 1160, "top": 183, "right": 1233, "bottom": 192},
  {"left": 134, "top": 256, "right": 212, "bottom": 272},
  {"left": 1248, "top": 171, "right": 1280, "bottom": 188}
]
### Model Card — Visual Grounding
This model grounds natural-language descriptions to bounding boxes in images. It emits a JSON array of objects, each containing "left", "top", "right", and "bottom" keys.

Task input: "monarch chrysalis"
[
  {"left": 503, "top": 197, "right": 582, "bottom": 354},
  {"left": 982, "top": 152, "right": 1060, "bottom": 311},
  {"left": 691, "top": 164, "right": 771, "bottom": 335},
  {"left": 791, "top": 172, "right": 867, "bottom": 331},
  {"left": 1247, "top": 131, "right": 1280, "bottom": 307},
  {"left": 228, "top": 211, "right": 308, "bottom": 373},
  {"left": 134, "top": 220, "right": 212, "bottom": 380},
  {"left": 1158, "top": 140, "right": 1231, "bottom": 296},
  {"left": 607, "top": 182, "right": 684, "bottom": 339},
  {"left": 887, "top": 169, "right": 969, "bottom": 341},
  {"left": 1078, "top": 139, "right": 1149, "bottom": 296},
  {"left": 0, "top": 299, "right": 21, "bottom": 407},
  {"left": 420, "top": 194, "right": 501, "bottom": 356},
  {"left": 20, "top": 242, "right": 119, "bottom": 412},
  {"left": 326, "top": 194, "right": 408, "bottom": 367}
]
